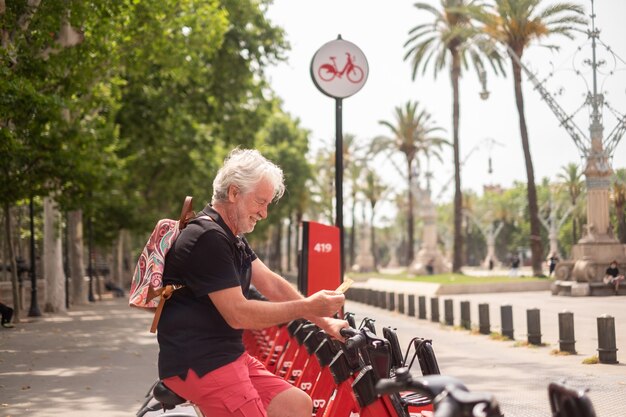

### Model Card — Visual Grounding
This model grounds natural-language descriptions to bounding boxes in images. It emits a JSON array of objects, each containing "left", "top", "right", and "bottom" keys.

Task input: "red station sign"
[{"left": 298, "top": 221, "right": 341, "bottom": 296}]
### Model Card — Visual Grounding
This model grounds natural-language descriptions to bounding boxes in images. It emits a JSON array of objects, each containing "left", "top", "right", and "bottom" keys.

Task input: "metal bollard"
[
  {"left": 380, "top": 291, "right": 387, "bottom": 309},
  {"left": 388, "top": 292, "right": 395, "bottom": 312},
  {"left": 418, "top": 295, "right": 427, "bottom": 320},
  {"left": 478, "top": 303, "right": 490, "bottom": 335},
  {"left": 368, "top": 289, "right": 376, "bottom": 306},
  {"left": 430, "top": 297, "right": 440, "bottom": 323},
  {"left": 460, "top": 301, "right": 471, "bottom": 330},
  {"left": 558, "top": 311, "right": 576, "bottom": 354},
  {"left": 500, "top": 305, "right": 514, "bottom": 340},
  {"left": 444, "top": 299, "right": 454, "bottom": 326},
  {"left": 408, "top": 294, "right": 416, "bottom": 317},
  {"left": 527, "top": 308, "right": 542, "bottom": 345},
  {"left": 597, "top": 314, "right": 618, "bottom": 364},
  {"left": 398, "top": 293, "right": 405, "bottom": 314}
]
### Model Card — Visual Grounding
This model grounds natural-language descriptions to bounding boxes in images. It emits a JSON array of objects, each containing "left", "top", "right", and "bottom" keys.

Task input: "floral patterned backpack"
[{"left": 128, "top": 196, "right": 196, "bottom": 333}]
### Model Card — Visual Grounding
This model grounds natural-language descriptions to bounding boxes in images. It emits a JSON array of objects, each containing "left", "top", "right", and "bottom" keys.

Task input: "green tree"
[
  {"left": 611, "top": 168, "right": 626, "bottom": 243},
  {"left": 115, "top": 0, "right": 288, "bottom": 227},
  {"left": 374, "top": 101, "right": 446, "bottom": 265},
  {"left": 253, "top": 110, "right": 312, "bottom": 271},
  {"left": 556, "top": 162, "right": 585, "bottom": 248},
  {"left": 341, "top": 134, "right": 367, "bottom": 268},
  {"left": 483, "top": 0, "right": 586, "bottom": 275},
  {"left": 0, "top": 1, "right": 126, "bottom": 314},
  {"left": 404, "top": 0, "right": 502, "bottom": 272},
  {"left": 362, "top": 167, "right": 388, "bottom": 269}
]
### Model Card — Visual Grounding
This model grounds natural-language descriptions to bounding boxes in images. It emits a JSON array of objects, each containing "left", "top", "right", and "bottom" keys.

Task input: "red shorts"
[{"left": 163, "top": 352, "right": 293, "bottom": 417}]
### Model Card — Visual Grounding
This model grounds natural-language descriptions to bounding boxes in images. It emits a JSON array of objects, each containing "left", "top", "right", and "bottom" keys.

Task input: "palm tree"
[
  {"left": 363, "top": 167, "right": 389, "bottom": 269},
  {"left": 373, "top": 101, "right": 447, "bottom": 265},
  {"left": 404, "top": 0, "right": 502, "bottom": 273},
  {"left": 557, "top": 162, "right": 585, "bottom": 244},
  {"left": 482, "top": 0, "right": 586, "bottom": 275},
  {"left": 343, "top": 134, "right": 366, "bottom": 268},
  {"left": 611, "top": 168, "right": 626, "bottom": 243}
]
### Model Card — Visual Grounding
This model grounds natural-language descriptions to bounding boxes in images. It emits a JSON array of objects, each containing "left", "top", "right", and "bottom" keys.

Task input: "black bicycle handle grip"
[
  {"left": 340, "top": 327, "right": 358, "bottom": 338},
  {"left": 375, "top": 378, "right": 406, "bottom": 395},
  {"left": 340, "top": 327, "right": 367, "bottom": 350},
  {"left": 434, "top": 396, "right": 461, "bottom": 417}
]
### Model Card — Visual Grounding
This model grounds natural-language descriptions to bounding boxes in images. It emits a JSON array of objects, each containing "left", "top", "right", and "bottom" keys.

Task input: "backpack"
[{"left": 129, "top": 196, "right": 196, "bottom": 332}]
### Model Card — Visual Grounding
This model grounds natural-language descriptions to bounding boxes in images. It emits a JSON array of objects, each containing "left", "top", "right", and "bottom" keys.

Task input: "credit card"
[{"left": 335, "top": 278, "right": 354, "bottom": 293}]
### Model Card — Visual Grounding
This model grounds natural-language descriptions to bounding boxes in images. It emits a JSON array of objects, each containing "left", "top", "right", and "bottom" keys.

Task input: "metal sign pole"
[
  {"left": 311, "top": 34, "right": 368, "bottom": 282},
  {"left": 335, "top": 97, "right": 344, "bottom": 277}
]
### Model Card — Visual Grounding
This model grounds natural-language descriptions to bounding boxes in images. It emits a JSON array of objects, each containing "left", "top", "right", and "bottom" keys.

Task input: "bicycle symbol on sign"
[{"left": 317, "top": 52, "right": 364, "bottom": 83}]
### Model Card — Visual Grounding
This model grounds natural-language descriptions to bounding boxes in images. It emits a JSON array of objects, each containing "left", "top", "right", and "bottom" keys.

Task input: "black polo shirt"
[{"left": 157, "top": 205, "right": 256, "bottom": 379}]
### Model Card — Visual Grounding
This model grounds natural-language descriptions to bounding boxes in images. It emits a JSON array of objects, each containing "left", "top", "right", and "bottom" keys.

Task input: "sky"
[{"left": 264, "top": 0, "right": 626, "bottom": 214}]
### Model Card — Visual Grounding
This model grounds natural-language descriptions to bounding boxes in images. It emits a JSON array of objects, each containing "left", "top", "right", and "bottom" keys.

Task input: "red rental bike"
[{"left": 376, "top": 370, "right": 599, "bottom": 417}]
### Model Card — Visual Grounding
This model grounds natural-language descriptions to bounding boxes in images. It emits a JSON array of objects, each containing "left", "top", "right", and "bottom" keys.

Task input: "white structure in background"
[
  {"left": 409, "top": 187, "right": 449, "bottom": 275},
  {"left": 352, "top": 221, "right": 376, "bottom": 272},
  {"left": 539, "top": 188, "right": 573, "bottom": 260}
]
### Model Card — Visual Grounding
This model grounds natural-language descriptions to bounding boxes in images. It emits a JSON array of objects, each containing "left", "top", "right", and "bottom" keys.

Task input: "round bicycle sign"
[{"left": 310, "top": 36, "right": 368, "bottom": 99}]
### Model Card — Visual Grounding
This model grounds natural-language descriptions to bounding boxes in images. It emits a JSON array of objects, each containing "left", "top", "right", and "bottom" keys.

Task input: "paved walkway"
[
  {"left": 0, "top": 297, "right": 158, "bottom": 417},
  {"left": 0, "top": 288, "right": 624, "bottom": 417},
  {"left": 346, "top": 281, "right": 626, "bottom": 417}
]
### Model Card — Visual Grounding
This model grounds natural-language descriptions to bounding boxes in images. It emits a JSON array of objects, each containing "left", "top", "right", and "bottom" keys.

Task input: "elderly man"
[{"left": 157, "top": 148, "right": 348, "bottom": 417}]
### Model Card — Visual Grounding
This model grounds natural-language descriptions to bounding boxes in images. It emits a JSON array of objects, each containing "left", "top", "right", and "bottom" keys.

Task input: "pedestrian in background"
[
  {"left": 547, "top": 253, "right": 559, "bottom": 277},
  {"left": 0, "top": 297, "right": 14, "bottom": 328},
  {"left": 603, "top": 260, "right": 625, "bottom": 295}
]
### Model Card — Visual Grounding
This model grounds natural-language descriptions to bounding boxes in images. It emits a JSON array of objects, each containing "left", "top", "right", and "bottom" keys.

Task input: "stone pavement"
[
  {"left": 0, "top": 297, "right": 158, "bottom": 417},
  {"left": 0, "top": 288, "right": 624, "bottom": 417}
]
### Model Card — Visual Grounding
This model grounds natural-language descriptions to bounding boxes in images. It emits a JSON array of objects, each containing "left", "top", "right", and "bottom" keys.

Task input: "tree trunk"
[
  {"left": 349, "top": 196, "right": 357, "bottom": 268},
  {"left": 3, "top": 204, "right": 21, "bottom": 321},
  {"left": 617, "top": 202, "right": 626, "bottom": 243},
  {"left": 511, "top": 56, "right": 544, "bottom": 276},
  {"left": 269, "top": 223, "right": 282, "bottom": 273},
  {"left": 295, "top": 211, "right": 303, "bottom": 273},
  {"left": 43, "top": 196, "right": 66, "bottom": 313},
  {"left": 287, "top": 215, "right": 293, "bottom": 272},
  {"left": 407, "top": 159, "right": 415, "bottom": 265},
  {"left": 67, "top": 210, "right": 87, "bottom": 305},
  {"left": 113, "top": 229, "right": 125, "bottom": 288},
  {"left": 121, "top": 229, "right": 133, "bottom": 287},
  {"left": 451, "top": 49, "right": 463, "bottom": 273},
  {"left": 370, "top": 206, "right": 377, "bottom": 270}
]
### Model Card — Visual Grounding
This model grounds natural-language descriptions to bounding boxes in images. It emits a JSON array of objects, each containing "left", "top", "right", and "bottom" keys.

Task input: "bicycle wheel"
[
  {"left": 318, "top": 64, "right": 336, "bottom": 82},
  {"left": 346, "top": 66, "right": 364, "bottom": 83}
]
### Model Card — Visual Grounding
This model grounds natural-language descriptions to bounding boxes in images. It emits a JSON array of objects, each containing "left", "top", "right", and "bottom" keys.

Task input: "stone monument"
[
  {"left": 550, "top": 5, "right": 626, "bottom": 295},
  {"left": 409, "top": 187, "right": 449, "bottom": 275}
]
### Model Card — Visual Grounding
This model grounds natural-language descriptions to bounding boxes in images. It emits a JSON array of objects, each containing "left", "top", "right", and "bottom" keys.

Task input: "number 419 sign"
[{"left": 297, "top": 221, "right": 341, "bottom": 296}]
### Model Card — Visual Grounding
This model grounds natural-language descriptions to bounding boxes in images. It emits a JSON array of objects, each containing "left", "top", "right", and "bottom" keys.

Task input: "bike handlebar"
[
  {"left": 433, "top": 395, "right": 462, "bottom": 417},
  {"left": 376, "top": 370, "right": 503, "bottom": 417},
  {"left": 340, "top": 327, "right": 366, "bottom": 350}
]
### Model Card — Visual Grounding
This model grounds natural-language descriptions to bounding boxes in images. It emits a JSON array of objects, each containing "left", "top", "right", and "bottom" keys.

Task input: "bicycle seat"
[{"left": 153, "top": 381, "right": 187, "bottom": 409}]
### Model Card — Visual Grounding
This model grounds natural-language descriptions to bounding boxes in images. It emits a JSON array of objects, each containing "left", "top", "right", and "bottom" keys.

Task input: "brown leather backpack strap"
[
  {"left": 179, "top": 196, "right": 195, "bottom": 230},
  {"left": 149, "top": 284, "right": 183, "bottom": 333}
]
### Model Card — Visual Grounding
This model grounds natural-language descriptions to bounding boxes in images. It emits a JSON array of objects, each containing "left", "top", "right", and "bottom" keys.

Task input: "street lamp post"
[
  {"left": 87, "top": 215, "right": 95, "bottom": 302},
  {"left": 27, "top": 197, "right": 41, "bottom": 317},
  {"left": 493, "top": 0, "right": 626, "bottom": 291}
]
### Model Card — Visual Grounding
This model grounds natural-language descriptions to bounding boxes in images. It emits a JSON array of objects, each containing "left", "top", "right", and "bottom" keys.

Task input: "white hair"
[{"left": 212, "top": 148, "right": 285, "bottom": 204}]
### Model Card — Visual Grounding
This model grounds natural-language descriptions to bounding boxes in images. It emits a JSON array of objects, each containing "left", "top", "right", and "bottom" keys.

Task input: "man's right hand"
[{"left": 305, "top": 290, "right": 345, "bottom": 317}]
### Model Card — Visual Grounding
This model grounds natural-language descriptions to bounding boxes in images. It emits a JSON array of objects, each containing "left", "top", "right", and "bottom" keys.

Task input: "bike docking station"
[
  {"left": 135, "top": 37, "right": 599, "bottom": 417},
  {"left": 136, "top": 230, "right": 600, "bottom": 417}
]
